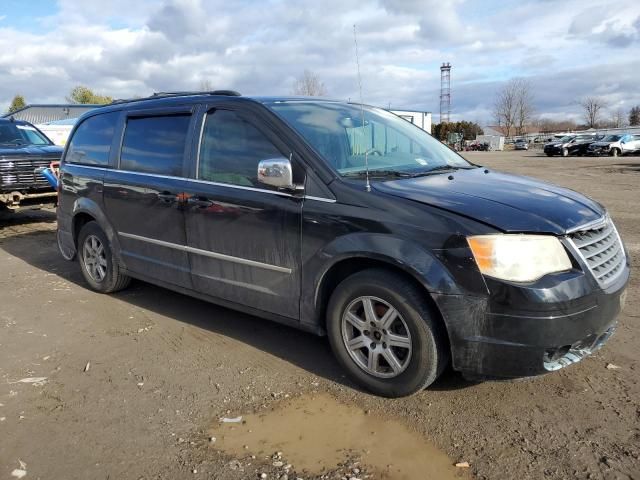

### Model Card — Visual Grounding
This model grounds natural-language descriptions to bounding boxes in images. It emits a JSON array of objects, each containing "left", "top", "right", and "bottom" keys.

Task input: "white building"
[
  {"left": 391, "top": 110, "right": 432, "bottom": 133},
  {"left": 36, "top": 118, "right": 77, "bottom": 146}
]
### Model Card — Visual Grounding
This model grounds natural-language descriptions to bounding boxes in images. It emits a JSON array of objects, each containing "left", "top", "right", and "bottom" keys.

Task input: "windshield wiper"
[
  {"left": 404, "top": 165, "right": 460, "bottom": 177},
  {"left": 342, "top": 169, "right": 414, "bottom": 178}
]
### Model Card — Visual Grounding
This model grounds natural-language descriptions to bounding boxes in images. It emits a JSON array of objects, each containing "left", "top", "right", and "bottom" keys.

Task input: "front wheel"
[
  {"left": 77, "top": 221, "right": 131, "bottom": 293},
  {"left": 562, "top": 148, "right": 569, "bottom": 157},
  {"left": 326, "top": 269, "right": 448, "bottom": 397},
  {"left": 610, "top": 148, "right": 620, "bottom": 157}
]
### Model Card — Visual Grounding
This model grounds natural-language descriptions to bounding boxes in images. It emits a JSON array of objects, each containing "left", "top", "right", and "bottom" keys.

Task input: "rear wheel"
[
  {"left": 546, "top": 152, "right": 553, "bottom": 157},
  {"left": 78, "top": 221, "right": 131, "bottom": 293},
  {"left": 326, "top": 269, "right": 448, "bottom": 397},
  {"left": 610, "top": 148, "right": 620, "bottom": 157}
]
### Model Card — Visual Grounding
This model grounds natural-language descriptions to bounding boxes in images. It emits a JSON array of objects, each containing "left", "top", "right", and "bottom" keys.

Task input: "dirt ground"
[{"left": 1, "top": 151, "right": 638, "bottom": 480}]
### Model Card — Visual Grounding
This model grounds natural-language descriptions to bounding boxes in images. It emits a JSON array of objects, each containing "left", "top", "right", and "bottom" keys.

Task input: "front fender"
[{"left": 301, "top": 232, "right": 477, "bottom": 329}]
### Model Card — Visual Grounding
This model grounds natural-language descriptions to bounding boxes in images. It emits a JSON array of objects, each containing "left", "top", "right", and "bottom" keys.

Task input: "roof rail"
[
  {"left": 152, "top": 90, "right": 241, "bottom": 98},
  {"left": 110, "top": 90, "right": 241, "bottom": 105}
]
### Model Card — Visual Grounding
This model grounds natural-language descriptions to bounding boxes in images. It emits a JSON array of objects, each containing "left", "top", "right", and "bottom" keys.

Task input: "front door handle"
[{"left": 187, "top": 196, "right": 214, "bottom": 208}]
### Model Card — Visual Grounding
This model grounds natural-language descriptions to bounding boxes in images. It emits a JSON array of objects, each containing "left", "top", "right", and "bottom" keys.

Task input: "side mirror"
[{"left": 257, "top": 157, "right": 300, "bottom": 191}]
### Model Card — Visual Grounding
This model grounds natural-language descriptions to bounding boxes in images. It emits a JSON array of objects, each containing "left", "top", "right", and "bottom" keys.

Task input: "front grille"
[
  {"left": 0, "top": 156, "right": 57, "bottom": 191},
  {"left": 569, "top": 218, "right": 626, "bottom": 287}
]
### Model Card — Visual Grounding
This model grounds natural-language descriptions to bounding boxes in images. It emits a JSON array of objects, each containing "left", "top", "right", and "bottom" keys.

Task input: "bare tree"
[
  {"left": 291, "top": 70, "right": 327, "bottom": 96},
  {"left": 493, "top": 78, "right": 534, "bottom": 138},
  {"left": 609, "top": 108, "right": 625, "bottom": 128},
  {"left": 199, "top": 79, "right": 214, "bottom": 91},
  {"left": 493, "top": 84, "right": 515, "bottom": 138},
  {"left": 580, "top": 97, "right": 607, "bottom": 128},
  {"left": 629, "top": 105, "right": 640, "bottom": 126},
  {"left": 515, "top": 79, "right": 534, "bottom": 136},
  {"left": 537, "top": 117, "right": 577, "bottom": 133}
]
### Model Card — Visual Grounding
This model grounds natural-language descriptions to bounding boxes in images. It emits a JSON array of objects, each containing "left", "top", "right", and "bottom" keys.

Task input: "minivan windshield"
[
  {"left": 0, "top": 122, "right": 51, "bottom": 146},
  {"left": 267, "top": 101, "right": 472, "bottom": 177}
]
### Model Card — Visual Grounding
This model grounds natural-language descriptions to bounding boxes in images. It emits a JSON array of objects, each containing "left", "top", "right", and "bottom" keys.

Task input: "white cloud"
[{"left": 1, "top": 0, "right": 639, "bottom": 124}]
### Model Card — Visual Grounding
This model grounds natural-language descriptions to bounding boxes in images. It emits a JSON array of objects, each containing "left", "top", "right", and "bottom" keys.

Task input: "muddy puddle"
[{"left": 211, "top": 393, "right": 464, "bottom": 479}]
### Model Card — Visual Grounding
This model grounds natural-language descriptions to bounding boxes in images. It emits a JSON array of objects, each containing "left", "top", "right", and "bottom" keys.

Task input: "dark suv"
[
  {"left": 57, "top": 92, "right": 629, "bottom": 397},
  {"left": 543, "top": 134, "right": 601, "bottom": 157},
  {"left": 1, "top": 118, "right": 62, "bottom": 210}
]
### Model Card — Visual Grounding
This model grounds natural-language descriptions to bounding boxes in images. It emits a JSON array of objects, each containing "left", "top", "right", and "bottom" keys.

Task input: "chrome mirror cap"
[{"left": 257, "top": 157, "right": 295, "bottom": 190}]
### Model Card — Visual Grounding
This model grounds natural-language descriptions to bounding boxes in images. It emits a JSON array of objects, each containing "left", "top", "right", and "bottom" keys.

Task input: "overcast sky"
[{"left": 1, "top": 0, "right": 639, "bottom": 124}]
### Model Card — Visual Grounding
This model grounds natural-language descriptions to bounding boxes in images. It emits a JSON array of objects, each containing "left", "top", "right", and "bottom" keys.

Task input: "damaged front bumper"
[
  {"left": 434, "top": 265, "right": 629, "bottom": 380},
  {"left": 0, "top": 190, "right": 57, "bottom": 211}
]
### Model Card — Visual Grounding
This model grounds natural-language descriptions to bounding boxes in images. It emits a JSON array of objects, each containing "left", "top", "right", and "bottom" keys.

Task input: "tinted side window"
[
  {"left": 66, "top": 112, "right": 119, "bottom": 166},
  {"left": 198, "top": 110, "right": 282, "bottom": 187},
  {"left": 120, "top": 114, "right": 191, "bottom": 176}
]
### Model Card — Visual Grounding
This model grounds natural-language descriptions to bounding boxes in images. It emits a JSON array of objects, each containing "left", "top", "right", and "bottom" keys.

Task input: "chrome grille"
[
  {"left": 0, "top": 156, "right": 57, "bottom": 190},
  {"left": 569, "top": 218, "right": 626, "bottom": 287}
]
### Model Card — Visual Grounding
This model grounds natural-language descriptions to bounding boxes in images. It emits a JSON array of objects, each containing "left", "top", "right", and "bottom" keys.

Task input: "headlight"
[{"left": 467, "top": 234, "right": 572, "bottom": 282}]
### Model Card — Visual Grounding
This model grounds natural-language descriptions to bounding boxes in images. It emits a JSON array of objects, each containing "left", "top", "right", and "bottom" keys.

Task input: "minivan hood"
[{"left": 373, "top": 168, "right": 604, "bottom": 234}]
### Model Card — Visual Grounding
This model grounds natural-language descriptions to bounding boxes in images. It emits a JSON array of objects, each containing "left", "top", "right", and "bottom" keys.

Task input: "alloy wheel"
[
  {"left": 82, "top": 234, "right": 107, "bottom": 282},
  {"left": 341, "top": 296, "right": 412, "bottom": 378}
]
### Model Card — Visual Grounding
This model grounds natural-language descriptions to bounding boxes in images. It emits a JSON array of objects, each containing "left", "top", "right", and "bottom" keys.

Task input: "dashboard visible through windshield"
[{"left": 267, "top": 101, "right": 472, "bottom": 177}]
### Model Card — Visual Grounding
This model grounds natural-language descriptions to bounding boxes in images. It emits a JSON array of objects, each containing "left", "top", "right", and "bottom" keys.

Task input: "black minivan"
[{"left": 57, "top": 92, "right": 629, "bottom": 397}]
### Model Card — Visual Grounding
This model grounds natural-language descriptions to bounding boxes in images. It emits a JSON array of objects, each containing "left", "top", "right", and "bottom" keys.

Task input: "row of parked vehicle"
[{"left": 543, "top": 133, "right": 640, "bottom": 157}]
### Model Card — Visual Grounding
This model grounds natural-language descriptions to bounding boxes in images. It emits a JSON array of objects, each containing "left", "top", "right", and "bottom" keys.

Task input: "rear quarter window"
[
  {"left": 120, "top": 114, "right": 191, "bottom": 176},
  {"left": 65, "top": 112, "right": 119, "bottom": 166}
]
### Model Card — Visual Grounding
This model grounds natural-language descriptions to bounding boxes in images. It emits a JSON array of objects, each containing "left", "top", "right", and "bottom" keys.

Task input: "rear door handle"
[{"left": 187, "top": 196, "right": 213, "bottom": 208}]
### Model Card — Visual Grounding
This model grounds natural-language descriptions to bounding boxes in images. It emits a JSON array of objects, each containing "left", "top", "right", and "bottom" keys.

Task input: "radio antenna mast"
[{"left": 353, "top": 24, "right": 371, "bottom": 192}]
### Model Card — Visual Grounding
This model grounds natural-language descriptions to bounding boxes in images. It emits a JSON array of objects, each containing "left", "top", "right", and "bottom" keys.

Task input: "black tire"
[
  {"left": 610, "top": 148, "right": 620, "bottom": 157},
  {"left": 546, "top": 152, "right": 553, "bottom": 157},
  {"left": 562, "top": 148, "right": 569, "bottom": 157},
  {"left": 326, "top": 269, "right": 448, "bottom": 397},
  {"left": 77, "top": 221, "right": 131, "bottom": 293}
]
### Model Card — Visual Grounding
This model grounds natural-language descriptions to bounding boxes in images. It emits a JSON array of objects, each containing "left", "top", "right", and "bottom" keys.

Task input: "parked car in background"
[
  {"left": 57, "top": 92, "right": 629, "bottom": 397},
  {"left": 533, "top": 136, "right": 551, "bottom": 143},
  {"left": 514, "top": 138, "right": 529, "bottom": 150},
  {"left": 587, "top": 134, "right": 640, "bottom": 157},
  {"left": 544, "top": 134, "right": 601, "bottom": 157},
  {"left": 0, "top": 117, "right": 62, "bottom": 211}
]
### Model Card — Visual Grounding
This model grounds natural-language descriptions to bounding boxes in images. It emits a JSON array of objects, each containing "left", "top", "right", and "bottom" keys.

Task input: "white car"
[{"left": 587, "top": 133, "right": 640, "bottom": 157}]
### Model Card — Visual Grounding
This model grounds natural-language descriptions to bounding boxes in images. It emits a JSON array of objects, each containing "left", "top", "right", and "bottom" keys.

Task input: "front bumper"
[
  {"left": 544, "top": 146, "right": 562, "bottom": 155},
  {"left": 587, "top": 146, "right": 609, "bottom": 156},
  {"left": 0, "top": 190, "right": 57, "bottom": 211},
  {"left": 434, "top": 264, "right": 629, "bottom": 379}
]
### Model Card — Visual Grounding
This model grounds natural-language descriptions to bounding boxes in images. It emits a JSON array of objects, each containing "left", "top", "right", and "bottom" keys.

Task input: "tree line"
[
  {"left": 493, "top": 78, "right": 640, "bottom": 134},
  {"left": 6, "top": 86, "right": 114, "bottom": 114},
  {"left": 432, "top": 121, "right": 484, "bottom": 141},
  {"left": 5, "top": 71, "right": 325, "bottom": 115}
]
